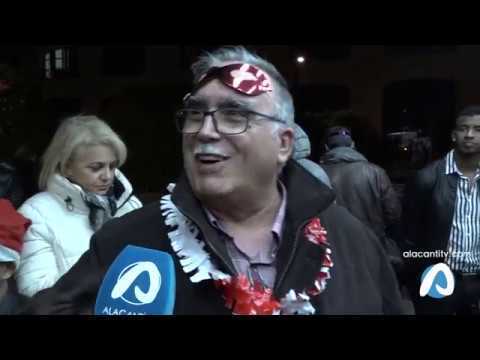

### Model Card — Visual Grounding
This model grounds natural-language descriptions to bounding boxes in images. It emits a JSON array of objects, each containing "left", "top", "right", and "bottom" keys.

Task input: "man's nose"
[
  {"left": 465, "top": 128, "right": 475, "bottom": 138},
  {"left": 197, "top": 115, "right": 221, "bottom": 140}
]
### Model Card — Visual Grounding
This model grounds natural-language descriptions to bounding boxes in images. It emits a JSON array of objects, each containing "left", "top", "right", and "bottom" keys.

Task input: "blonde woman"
[{"left": 16, "top": 115, "right": 142, "bottom": 297}]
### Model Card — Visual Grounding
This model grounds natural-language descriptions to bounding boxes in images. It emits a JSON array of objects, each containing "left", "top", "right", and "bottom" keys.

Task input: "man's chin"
[
  {"left": 457, "top": 146, "right": 480, "bottom": 155},
  {"left": 192, "top": 180, "right": 231, "bottom": 199}
]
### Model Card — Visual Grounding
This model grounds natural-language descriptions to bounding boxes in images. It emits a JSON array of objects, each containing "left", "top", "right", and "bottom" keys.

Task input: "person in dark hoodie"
[
  {"left": 319, "top": 126, "right": 406, "bottom": 283},
  {"left": 0, "top": 147, "right": 38, "bottom": 209},
  {"left": 320, "top": 126, "right": 401, "bottom": 244},
  {"left": 0, "top": 61, "right": 40, "bottom": 209},
  {"left": 0, "top": 109, "right": 39, "bottom": 209}
]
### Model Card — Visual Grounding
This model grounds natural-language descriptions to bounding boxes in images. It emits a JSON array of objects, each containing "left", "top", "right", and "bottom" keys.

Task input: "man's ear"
[
  {"left": 63, "top": 158, "right": 74, "bottom": 178},
  {"left": 278, "top": 127, "right": 295, "bottom": 165}
]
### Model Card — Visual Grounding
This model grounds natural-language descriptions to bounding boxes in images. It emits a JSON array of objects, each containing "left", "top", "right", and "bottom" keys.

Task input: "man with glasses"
[{"left": 22, "top": 46, "right": 409, "bottom": 315}]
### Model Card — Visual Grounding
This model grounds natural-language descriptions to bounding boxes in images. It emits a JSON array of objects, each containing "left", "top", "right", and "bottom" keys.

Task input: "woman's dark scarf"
[
  {"left": 82, "top": 190, "right": 117, "bottom": 231},
  {"left": 68, "top": 177, "right": 125, "bottom": 231}
]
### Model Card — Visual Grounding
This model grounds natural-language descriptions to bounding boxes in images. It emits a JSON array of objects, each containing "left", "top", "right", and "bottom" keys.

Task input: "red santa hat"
[{"left": 0, "top": 199, "right": 31, "bottom": 268}]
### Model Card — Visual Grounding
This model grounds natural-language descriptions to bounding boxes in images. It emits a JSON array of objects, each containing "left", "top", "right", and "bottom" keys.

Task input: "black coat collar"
[{"left": 171, "top": 160, "right": 336, "bottom": 295}]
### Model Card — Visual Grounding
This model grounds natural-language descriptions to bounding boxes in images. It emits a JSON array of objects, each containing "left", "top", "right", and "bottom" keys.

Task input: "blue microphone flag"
[{"left": 94, "top": 245, "right": 175, "bottom": 315}]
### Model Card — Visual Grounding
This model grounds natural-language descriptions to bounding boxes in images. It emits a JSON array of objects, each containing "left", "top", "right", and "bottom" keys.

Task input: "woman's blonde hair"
[{"left": 38, "top": 115, "right": 127, "bottom": 190}]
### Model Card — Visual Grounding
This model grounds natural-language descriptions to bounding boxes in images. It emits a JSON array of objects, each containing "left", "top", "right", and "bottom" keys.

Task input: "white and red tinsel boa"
[{"left": 160, "top": 184, "right": 333, "bottom": 315}]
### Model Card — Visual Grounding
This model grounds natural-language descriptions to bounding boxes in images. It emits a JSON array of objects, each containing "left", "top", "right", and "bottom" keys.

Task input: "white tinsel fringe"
[
  {"left": 279, "top": 290, "right": 316, "bottom": 315},
  {"left": 160, "top": 183, "right": 230, "bottom": 283},
  {"left": 160, "top": 183, "right": 331, "bottom": 316}
]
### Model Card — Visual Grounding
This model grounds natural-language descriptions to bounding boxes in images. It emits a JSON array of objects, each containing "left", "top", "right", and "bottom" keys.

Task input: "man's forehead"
[
  {"left": 187, "top": 87, "right": 257, "bottom": 107},
  {"left": 457, "top": 115, "right": 480, "bottom": 125},
  {"left": 186, "top": 79, "right": 270, "bottom": 107}
]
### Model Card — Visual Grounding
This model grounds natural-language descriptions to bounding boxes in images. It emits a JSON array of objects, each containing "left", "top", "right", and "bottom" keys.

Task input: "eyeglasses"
[{"left": 175, "top": 108, "right": 284, "bottom": 135}]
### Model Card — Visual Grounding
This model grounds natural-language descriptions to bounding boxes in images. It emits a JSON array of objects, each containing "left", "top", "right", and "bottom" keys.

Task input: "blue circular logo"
[{"left": 420, "top": 264, "right": 455, "bottom": 299}]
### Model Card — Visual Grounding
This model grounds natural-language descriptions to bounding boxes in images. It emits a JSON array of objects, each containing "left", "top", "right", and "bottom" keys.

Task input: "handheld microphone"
[{"left": 94, "top": 245, "right": 175, "bottom": 315}]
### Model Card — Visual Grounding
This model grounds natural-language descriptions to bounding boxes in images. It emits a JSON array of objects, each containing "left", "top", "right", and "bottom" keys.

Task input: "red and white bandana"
[{"left": 196, "top": 63, "right": 274, "bottom": 96}]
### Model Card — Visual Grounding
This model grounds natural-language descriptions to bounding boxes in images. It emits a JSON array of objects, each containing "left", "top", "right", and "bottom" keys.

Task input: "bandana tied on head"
[{"left": 193, "top": 63, "right": 274, "bottom": 97}]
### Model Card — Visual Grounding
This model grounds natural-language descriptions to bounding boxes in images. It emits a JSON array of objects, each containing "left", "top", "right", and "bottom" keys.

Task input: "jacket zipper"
[
  {"left": 175, "top": 207, "right": 237, "bottom": 276},
  {"left": 274, "top": 217, "right": 312, "bottom": 293},
  {"left": 175, "top": 202, "right": 319, "bottom": 287}
]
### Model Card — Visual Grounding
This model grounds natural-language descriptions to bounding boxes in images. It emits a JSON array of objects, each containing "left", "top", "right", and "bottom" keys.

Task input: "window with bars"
[{"left": 43, "top": 47, "right": 77, "bottom": 79}]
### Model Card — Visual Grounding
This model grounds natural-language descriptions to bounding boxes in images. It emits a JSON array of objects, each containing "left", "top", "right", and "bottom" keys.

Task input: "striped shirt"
[
  {"left": 445, "top": 150, "right": 480, "bottom": 272},
  {"left": 204, "top": 183, "right": 287, "bottom": 289}
]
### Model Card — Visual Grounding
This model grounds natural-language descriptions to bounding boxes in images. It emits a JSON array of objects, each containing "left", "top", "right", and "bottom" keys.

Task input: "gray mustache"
[{"left": 193, "top": 144, "right": 227, "bottom": 157}]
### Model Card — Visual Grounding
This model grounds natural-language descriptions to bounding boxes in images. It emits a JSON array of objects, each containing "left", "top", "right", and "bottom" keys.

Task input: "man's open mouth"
[{"left": 195, "top": 153, "right": 229, "bottom": 164}]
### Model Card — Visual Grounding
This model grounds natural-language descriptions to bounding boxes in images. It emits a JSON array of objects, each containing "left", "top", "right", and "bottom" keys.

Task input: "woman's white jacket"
[{"left": 16, "top": 170, "right": 142, "bottom": 297}]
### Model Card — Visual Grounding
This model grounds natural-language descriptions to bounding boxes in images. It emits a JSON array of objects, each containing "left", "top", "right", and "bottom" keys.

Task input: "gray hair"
[
  {"left": 191, "top": 46, "right": 295, "bottom": 127},
  {"left": 191, "top": 46, "right": 317, "bottom": 176},
  {"left": 38, "top": 115, "right": 127, "bottom": 190}
]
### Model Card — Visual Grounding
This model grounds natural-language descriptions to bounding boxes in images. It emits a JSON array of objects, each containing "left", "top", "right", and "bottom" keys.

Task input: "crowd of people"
[{"left": 1, "top": 46, "right": 479, "bottom": 315}]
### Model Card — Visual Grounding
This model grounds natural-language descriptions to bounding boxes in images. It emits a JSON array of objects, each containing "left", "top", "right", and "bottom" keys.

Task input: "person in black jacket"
[
  {"left": 0, "top": 62, "right": 40, "bottom": 208},
  {"left": 20, "top": 46, "right": 411, "bottom": 315},
  {"left": 320, "top": 126, "right": 402, "bottom": 246},
  {"left": 319, "top": 126, "right": 409, "bottom": 306},
  {"left": 0, "top": 152, "right": 37, "bottom": 209},
  {"left": 0, "top": 115, "right": 39, "bottom": 208},
  {"left": 404, "top": 106, "right": 480, "bottom": 314}
]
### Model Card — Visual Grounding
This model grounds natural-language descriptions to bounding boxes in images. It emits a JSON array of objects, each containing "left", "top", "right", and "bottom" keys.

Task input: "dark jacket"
[
  {"left": 403, "top": 156, "right": 456, "bottom": 266},
  {"left": 0, "top": 159, "right": 37, "bottom": 208},
  {"left": 21, "top": 161, "right": 410, "bottom": 315},
  {"left": 402, "top": 156, "right": 463, "bottom": 314},
  {"left": 319, "top": 147, "right": 401, "bottom": 242},
  {"left": 0, "top": 280, "right": 28, "bottom": 315},
  {"left": 0, "top": 162, "right": 24, "bottom": 208}
]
